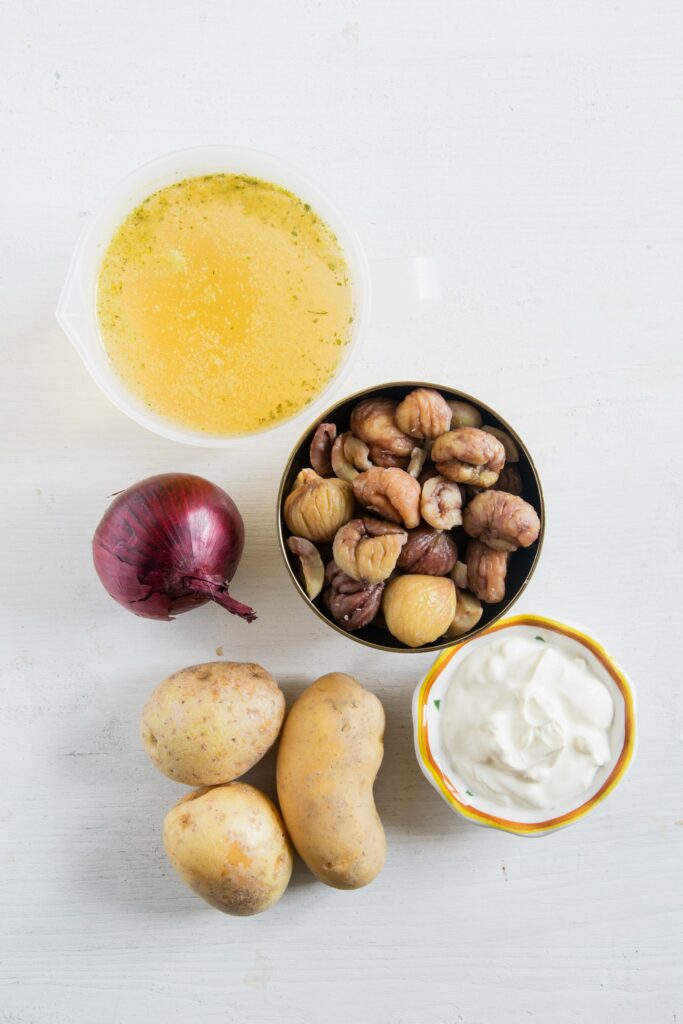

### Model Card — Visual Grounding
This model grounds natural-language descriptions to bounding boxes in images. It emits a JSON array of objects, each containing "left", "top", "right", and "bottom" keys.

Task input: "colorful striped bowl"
[{"left": 412, "top": 614, "right": 637, "bottom": 837}]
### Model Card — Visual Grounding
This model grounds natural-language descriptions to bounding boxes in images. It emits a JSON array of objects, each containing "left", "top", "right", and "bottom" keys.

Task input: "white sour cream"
[{"left": 441, "top": 634, "right": 615, "bottom": 812}]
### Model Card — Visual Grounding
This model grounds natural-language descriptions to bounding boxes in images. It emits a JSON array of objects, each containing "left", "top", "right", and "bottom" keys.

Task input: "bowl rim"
[
  {"left": 276, "top": 380, "right": 546, "bottom": 653},
  {"left": 56, "top": 144, "right": 371, "bottom": 448},
  {"left": 412, "top": 613, "right": 637, "bottom": 835}
]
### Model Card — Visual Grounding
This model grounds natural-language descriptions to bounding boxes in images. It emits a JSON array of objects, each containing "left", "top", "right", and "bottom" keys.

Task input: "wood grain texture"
[{"left": 1, "top": 1, "right": 682, "bottom": 1021}]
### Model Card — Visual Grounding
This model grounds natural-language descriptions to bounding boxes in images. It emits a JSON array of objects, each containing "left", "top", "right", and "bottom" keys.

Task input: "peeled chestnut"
[
  {"left": 466, "top": 540, "right": 509, "bottom": 603},
  {"left": 444, "top": 587, "right": 483, "bottom": 638},
  {"left": 330, "top": 432, "right": 372, "bottom": 483},
  {"left": 494, "top": 464, "right": 524, "bottom": 497},
  {"left": 395, "top": 388, "right": 452, "bottom": 440},
  {"left": 350, "top": 398, "right": 414, "bottom": 458},
  {"left": 332, "top": 517, "right": 407, "bottom": 584},
  {"left": 353, "top": 467, "right": 421, "bottom": 529},
  {"left": 446, "top": 400, "right": 482, "bottom": 429},
  {"left": 420, "top": 475, "right": 463, "bottom": 530},
  {"left": 309, "top": 422, "right": 337, "bottom": 477},
  {"left": 286, "top": 536, "right": 325, "bottom": 599},
  {"left": 322, "top": 561, "right": 384, "bottom": 631},
  {"left": 451, "top": 560, "right": 468, "bottom": 589},
  {"left": 284, "top": 468, "right": 355, "bottom": 544},
  {"left": 367, "top": 445, "right": 410, "bottom": 469},
  {"left": 396, "top": 526, "right": 457, "bottom": 576},
  {"left": 382, "top": 574, "right": 456, "bottom": 648},
  {"left": 432, "top": 428, "right": 506, "bottom": 489},
  {"left": 482, "top": 425, "right": 520, "bottom": 463},
  {"left": 463, "top": 490, "right": 540, "bottom": 552}
]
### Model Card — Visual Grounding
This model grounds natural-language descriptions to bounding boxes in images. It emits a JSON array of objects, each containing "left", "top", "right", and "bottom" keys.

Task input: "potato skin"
[
  {"left": 276, "top": 673, "right": 386, "bottom": 890},
  {"left": 141, "top": 662, "right": 285, "bottom": 786},
  {"left": 163, "top": 782, "right": 293, "bottom": 916}
]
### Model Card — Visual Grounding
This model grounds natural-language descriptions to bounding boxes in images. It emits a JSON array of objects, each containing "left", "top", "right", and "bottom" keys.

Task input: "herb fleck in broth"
[{"left": 97, "top": 174, "right": 353, "bottom": 435}]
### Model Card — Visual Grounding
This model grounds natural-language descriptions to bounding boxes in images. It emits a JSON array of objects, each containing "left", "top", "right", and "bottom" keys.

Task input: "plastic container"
[
  {"left": 56, "top": 146, "right": 371, "bottom": 447},
  {"left": 412, "top": 614, "right": 637, "bottom": 837}
]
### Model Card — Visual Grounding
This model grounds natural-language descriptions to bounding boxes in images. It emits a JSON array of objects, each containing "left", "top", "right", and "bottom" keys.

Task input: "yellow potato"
[
  {"left": 163, "top": 782, "right": 293, "bottom": 916},
  {"left": 276, "top": 673, "right": 385, "bottom": 890},
  {"left": 141, "top": 662, "right": 285, "bottom": 786}
]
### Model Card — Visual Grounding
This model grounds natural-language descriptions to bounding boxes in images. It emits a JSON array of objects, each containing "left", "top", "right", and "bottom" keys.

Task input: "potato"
[
  {"left": 141, "top": 662, "right": 285, "bottom": 786},
  {"left": 276, "top": 673, "right": 385, "bottom": 890},
  {"left": 163, "top": 782, "right": 293, "bottom": 916}
]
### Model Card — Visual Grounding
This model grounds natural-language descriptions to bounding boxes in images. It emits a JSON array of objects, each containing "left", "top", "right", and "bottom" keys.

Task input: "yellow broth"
[{"left": 97, "top": 174, "right": 353, "bottom": 434}]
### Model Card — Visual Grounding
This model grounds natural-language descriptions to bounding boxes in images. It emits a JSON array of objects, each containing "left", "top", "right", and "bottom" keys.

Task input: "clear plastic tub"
[{"left": 56, "top": 146, "right": 371, "bottom": 447}]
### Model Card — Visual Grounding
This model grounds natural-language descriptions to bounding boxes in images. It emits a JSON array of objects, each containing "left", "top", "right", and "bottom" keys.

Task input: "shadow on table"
[{"left": 376, "top": 691, "right": 469, "bottom": 841}]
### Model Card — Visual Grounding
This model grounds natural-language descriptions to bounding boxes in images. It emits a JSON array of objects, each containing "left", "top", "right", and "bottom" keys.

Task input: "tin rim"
[{"left": 276, "top": 380, "right": 546, "bottom": 653}]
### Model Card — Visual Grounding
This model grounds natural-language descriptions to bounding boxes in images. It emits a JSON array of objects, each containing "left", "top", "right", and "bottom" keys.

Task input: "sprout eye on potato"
[{"left": 282, "top": 386, "right": 542, "bottom": 647}]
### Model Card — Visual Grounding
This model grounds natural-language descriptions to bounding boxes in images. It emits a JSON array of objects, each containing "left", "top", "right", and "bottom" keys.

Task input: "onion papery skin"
[{"left": 92, "top": 473, "right": 255, "bottom": 622}]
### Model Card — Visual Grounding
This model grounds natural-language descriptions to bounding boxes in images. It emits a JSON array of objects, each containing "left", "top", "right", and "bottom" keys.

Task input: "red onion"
[{"left": 92, "top": 473, "right": 255, "bottom": 622}]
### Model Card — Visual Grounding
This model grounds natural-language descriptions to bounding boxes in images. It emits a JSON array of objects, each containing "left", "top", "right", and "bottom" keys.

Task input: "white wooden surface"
[{"left": 2, "top": 2, "right": 682, "bottom": 1022}]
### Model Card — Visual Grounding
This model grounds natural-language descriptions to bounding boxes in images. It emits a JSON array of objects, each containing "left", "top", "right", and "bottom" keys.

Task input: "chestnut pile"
[{"left": 283, "top": 388, "right": 541, "bottom": 648}]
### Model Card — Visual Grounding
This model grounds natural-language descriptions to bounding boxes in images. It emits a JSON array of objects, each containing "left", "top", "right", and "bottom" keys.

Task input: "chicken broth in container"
[{"left": 97, "top": 174, "right": 353, "bottom": 435}]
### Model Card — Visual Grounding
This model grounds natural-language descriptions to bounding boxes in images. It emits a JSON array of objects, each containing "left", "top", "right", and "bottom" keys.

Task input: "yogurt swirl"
[{"left": 441, "top": 634, "right": 614, "bottom": 811}]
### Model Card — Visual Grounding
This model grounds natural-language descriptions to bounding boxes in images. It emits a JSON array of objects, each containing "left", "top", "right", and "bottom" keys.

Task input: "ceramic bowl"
[
  {"left": 277, "top": 381, "right": 545, "bottom": 652},
  {"left": 412, "top": 614, "right": 637, "bottom": 836}
]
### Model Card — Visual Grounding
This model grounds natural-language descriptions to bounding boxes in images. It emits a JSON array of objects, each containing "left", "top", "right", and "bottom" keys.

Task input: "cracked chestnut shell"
[
  {"left": 396, "top": 526, "right": 458, "bottom": 576},
  {"left": 321, "top": 561, "right": 384, "bottom": 632}
]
